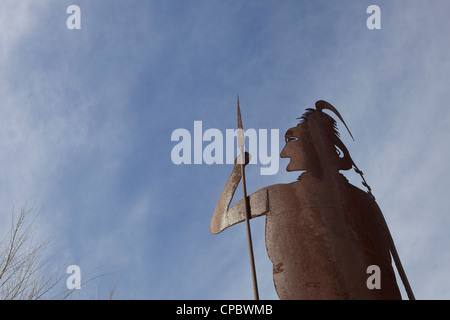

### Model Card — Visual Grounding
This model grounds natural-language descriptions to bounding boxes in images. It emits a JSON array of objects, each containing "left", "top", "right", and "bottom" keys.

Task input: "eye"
[
  {"left": 335, "top": 146, "right": 344, "bottom": 158},
  {"left": 285, "top": 136, "right": 298, "bottom": 143}
]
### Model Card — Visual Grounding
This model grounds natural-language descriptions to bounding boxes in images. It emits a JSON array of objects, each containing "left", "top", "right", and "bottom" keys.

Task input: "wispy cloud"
[{"left": 0, "top": 1, "right": 448, "bottom": 300}]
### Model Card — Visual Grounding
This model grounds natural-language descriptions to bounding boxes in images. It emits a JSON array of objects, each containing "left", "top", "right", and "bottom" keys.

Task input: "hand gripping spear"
[{"left": 237, "top": 95, "right": 259, "bottom": 300}]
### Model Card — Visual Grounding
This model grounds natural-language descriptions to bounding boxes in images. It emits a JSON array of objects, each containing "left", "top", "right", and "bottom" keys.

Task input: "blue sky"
[{"left": 0, "top": 0, "right": 449, "bottom": 299}]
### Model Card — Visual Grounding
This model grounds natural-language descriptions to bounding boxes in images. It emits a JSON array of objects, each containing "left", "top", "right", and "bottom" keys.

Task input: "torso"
[{"left": 263, "top": 173, "right": 401, "bottom": 299}]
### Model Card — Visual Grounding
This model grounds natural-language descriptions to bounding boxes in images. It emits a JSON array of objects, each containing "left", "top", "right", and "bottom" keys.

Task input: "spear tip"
[
  {"left": 237, "top": 95, "right": 245, "bottom": 148},
  {"left": 237, "top": 95, "right": 243, "bottom": 129}
]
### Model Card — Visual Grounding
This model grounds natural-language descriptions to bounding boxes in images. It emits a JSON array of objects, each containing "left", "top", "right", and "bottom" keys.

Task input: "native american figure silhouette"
[{"left": 211, "top": 100, "right": 414, "bottom": 300}]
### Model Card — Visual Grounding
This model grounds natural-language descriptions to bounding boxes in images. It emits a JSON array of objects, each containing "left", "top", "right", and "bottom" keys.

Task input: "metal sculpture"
[{"left": 211, "top": 99, "right": 414, "bottom": 300}]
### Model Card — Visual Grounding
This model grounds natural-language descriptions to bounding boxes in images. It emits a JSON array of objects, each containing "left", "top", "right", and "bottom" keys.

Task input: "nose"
[{"left": 280, "top": 145, "right": 287, "bottom": 158}]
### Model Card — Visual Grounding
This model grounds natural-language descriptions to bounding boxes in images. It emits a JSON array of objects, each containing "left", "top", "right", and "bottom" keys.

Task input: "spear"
[{"left": 237, "top": 95, "right": 259, "bottom": 300}]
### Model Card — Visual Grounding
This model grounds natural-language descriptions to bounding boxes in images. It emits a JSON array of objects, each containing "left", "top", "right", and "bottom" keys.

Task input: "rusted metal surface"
[
  {"left": 211, "top": 100, "right": 412, "bottom": 300},
  {"left": 237, "top": 95, "right": 259, "bottom": 300}
]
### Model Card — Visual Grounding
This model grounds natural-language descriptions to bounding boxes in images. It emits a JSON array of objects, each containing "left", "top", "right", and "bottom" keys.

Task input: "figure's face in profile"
[{"left": 280, "top": 124, "right": 310, "bottom": 172}]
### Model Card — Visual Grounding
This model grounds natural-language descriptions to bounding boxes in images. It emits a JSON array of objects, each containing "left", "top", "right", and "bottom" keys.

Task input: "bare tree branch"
[{"left": 0, "top": 205, "right": 121, "bottom": 300}]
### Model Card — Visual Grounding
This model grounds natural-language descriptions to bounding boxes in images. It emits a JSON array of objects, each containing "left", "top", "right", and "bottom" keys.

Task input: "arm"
[{"left": 210, "top": 153, "right": 269, "bottom": 234}]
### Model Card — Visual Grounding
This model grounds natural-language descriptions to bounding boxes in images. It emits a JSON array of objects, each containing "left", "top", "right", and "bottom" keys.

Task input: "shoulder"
[
  {"left": 261, "top": 182, "right": 299, "bottom": 201},
  {"left": 345, "top": 182, "right": 380, "bottom": 209},
  {"left": 253, "top": 182, "right": 300, "bottom": 213},
  {"left": 344, "top": 182, "right": 389, "bottom": 230}
]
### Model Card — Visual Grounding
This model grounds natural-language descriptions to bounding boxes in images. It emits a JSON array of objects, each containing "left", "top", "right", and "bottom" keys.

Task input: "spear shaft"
[{"left": 237, "top": 95, "right": 259, "bottom": 300}]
